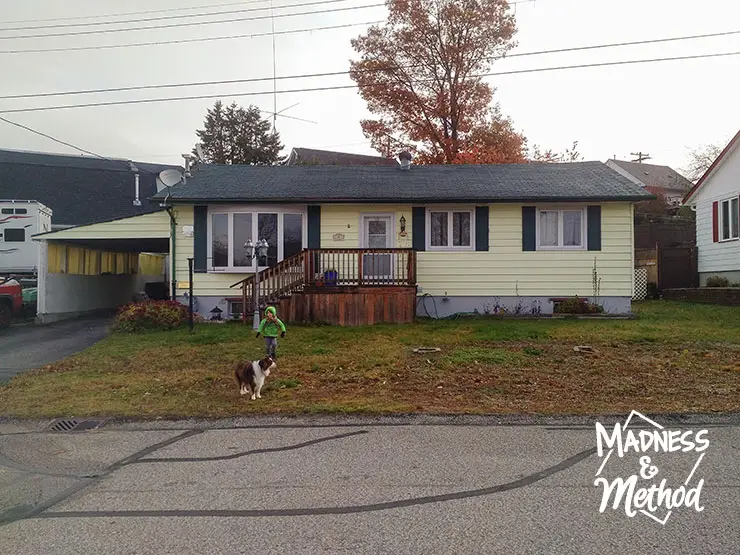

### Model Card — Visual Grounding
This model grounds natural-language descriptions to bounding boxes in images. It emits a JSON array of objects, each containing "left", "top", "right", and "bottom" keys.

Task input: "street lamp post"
[{"left": 244, "top": 238, "right": 270, "bottom": 330}]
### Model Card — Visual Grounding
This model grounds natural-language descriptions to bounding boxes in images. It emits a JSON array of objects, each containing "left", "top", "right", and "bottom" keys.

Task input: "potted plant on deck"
[{"left": 323, "top": 268, "right": 338, "bottom": 287}]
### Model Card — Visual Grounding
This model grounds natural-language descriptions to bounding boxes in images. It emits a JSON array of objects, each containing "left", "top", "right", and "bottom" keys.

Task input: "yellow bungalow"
[{"left": 147, "top": 158, "right": 652, "bottom": 324}]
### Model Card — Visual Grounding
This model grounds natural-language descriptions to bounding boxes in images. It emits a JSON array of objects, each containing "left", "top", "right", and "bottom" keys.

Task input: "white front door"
[{"left": 361, "top": 215, "right": 393, "bottom": 281}]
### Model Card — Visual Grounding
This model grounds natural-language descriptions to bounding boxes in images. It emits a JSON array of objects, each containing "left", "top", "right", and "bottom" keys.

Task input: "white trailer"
[{"left": 0, "top": 200, "right": 52, "bottom": 275}]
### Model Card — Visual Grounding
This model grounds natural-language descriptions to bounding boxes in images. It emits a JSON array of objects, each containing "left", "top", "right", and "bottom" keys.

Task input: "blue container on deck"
[{"left": 324, "top": 270, "right": 338, "bottom": 286}]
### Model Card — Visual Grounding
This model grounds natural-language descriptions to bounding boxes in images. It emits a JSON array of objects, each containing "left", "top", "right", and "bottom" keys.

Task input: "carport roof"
[{"left": 33, "top": 209, "right": 170, "bottom": 253}]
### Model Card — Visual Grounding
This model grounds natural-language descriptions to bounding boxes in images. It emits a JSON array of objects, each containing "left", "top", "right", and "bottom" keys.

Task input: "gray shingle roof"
[
  {"left": 609, "top": 159, "right": 693, "bottom": 192},
  {"left": 155, "top": 161, "right": 653, "bottom": 203},
  {"left": 0, "top": 148, "right": 181, "bottom": 225}
]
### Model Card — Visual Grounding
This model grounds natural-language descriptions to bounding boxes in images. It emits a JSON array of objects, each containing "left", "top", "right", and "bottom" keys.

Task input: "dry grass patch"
[{"left": 1, "top": 301, "right": 739, "bottom": 418}]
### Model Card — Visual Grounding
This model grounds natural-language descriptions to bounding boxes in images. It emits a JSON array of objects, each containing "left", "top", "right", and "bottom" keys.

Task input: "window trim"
[
  {"left": 206, "top": 205, "right": 307, "bottom": 272},
  {"left": 535, "top": 207, "right": 587, "bottom": 251},
  {"left": 718, "top": 196, "right": 740, "bottom": 243},
  {"left": 425, "top": 207, "right": 475, "bottom": 251}
]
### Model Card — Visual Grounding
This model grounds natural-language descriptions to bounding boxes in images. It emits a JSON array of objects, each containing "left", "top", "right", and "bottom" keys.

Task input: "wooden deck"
[
  {"left": 232, "top": 248, "right": 417, "bottom": 326},
  {"left": 275, "top": 285, "right": 417, "bottom": 326}
]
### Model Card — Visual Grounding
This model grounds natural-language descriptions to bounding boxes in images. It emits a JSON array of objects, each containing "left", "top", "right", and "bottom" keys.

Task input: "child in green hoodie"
[{"left": 256, "top": 306, "right": 286, "bottom": 359}]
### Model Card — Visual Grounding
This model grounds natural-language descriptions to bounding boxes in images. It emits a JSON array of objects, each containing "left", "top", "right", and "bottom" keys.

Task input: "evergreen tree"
[{"left": 195, "top": 101, "right": 282, "bottom": 164}]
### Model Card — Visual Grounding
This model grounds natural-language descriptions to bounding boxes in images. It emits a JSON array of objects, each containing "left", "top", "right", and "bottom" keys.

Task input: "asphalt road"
[
  {"left": 0, "top": 415, "right": 737, "bottom": 554},
  {"left": 0, "top": 317, "right": 110, "bottom": 383}
]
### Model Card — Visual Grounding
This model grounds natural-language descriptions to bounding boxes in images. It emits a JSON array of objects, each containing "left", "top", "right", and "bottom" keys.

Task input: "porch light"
[{"left": 399, "top": 215, "right": 406, "bottom": 233}]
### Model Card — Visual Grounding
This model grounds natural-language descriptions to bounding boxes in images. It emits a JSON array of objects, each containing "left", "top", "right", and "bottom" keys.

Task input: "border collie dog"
[{"left": 235, "top": 356, "right": 276, "bottom": 400}]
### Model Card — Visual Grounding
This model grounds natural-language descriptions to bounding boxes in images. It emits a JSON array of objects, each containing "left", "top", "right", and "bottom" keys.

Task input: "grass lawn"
[{"left": 1, "top": 301, "right": 739, "bottom": 418}]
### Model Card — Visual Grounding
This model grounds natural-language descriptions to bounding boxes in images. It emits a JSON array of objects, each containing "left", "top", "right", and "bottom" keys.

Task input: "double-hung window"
[
  {"left": 537, "top": 208, "right": 585, "bottom": 250},
  {"left": 719, "top": 197, "right": 739, "bottom": 241},
  {"left": 427, "top": 209, "right": 474, "bottom": 250},
  {"left": 209, "top": 208, "right": 305, "bottom": 271}
]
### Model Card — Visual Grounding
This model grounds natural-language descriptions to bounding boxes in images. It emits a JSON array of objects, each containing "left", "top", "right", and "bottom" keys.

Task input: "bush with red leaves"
[{"left": 114, "top": 300, "right": 201, "bottom": 332}]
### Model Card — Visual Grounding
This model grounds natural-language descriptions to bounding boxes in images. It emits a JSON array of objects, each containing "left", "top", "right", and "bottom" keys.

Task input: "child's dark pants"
[{"left": 265, "top": 337, "right": 278, "bottom": 358}]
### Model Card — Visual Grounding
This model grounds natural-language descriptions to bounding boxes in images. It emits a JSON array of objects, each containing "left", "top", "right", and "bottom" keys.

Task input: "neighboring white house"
[
  {"left": 606, "top": 159, "right": 693, "bottom": 206},
  {"left": 683, "top": 129, "right": 740, "bottom": 285}
]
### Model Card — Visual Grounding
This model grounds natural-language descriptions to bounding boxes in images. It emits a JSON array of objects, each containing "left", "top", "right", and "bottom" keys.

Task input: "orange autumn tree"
[{"left": 349, "top": 0, "right": 526, "bottom": 164}]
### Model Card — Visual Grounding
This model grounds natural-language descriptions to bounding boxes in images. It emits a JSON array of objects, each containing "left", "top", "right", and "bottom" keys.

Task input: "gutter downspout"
[{"left": 166, "top": 206, "right": 177, "bottom": 300}]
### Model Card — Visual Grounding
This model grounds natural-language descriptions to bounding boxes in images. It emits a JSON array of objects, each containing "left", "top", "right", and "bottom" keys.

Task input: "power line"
[
  {"left": 1, "top": 50, "right": 737, "bottom": 115},
  {"left": 2, "top": 29, "right": 738, "bottom": 100},
  {"left": 0, "top": 116, "right": 161, "bottom": 184},
  {"left": 1, "top": 0, "right": 275, "bottom": 25},
  {"left": 1, "top": 0, "right": 535, "bottom": 26},
  {"left": 0, "top": 3, "right": 386, "bottom": 40},
  {"left": 0, "top": 115, "right": 109, "bottom": 159},
  {"left": 0, "top": 20, "right": 384, "bottom": 55},
  {"left": 0, "top": 0, "right": 356, "bottom": 32}
]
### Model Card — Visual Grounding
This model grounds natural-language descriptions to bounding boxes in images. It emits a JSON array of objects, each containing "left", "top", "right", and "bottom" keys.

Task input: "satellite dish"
[
  {"left": 158, "top": 169, "right": 183, "bottom": 188},
  {"left": 195, "top": 144, "right": 204, "bottom": 162}
]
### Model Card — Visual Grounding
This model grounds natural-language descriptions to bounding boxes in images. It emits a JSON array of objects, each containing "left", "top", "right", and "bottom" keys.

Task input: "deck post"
[
  {"left": 358, "top": 249, "right": 364, "bottom": 286},
  {"left": 407, "top": 250, "right": 416, "bottom": 285}
]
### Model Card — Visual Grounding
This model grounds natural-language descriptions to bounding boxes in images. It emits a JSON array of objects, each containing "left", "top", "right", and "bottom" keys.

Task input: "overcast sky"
[{"left": 1, "top": 0, "right": 738, "bottom": 172}]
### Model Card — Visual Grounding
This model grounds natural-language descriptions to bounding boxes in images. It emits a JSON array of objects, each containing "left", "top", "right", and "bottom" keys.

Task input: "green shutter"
[
  {"left": 587, "top": 205, "right": 602, "bottom": 251},
  {"left": 475, "top": 206, "right": 489, "bottom": 251},
  {"left": 307, "top": 205, "right": 321, "bottom": 249},
  {"left": 522, "top": 206, "right": 536, "bottom": 251},
  {"left": 412, "top": 207, "right": 425, "bottom": 251},
  {"left": 193, "top": 205, "right": 207, "bottom": 273}
]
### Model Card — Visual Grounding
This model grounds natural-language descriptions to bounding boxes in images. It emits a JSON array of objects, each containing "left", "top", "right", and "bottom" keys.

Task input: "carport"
[{"left": 33, "top": 210, "right": 171, "bottom": 323}]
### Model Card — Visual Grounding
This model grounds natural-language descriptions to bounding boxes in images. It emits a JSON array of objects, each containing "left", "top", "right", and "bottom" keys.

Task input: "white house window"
[
  {"left": 208, "top": 208, "right": 305, "bottom": 271},
  {"left": 211, "top": 213, "right": 228, "bottom": 267},
  {"left": 428, "top": 209, "right": 473, "bottom": 250},
  {"left": 537, "top": 208, "right": 585, "bottom": 249},
  {"left": 232, "top": 213, "right": 253, "bottom": 267},
  {"left": 719, "top": 197, "right": 739, "bottom": 241}
]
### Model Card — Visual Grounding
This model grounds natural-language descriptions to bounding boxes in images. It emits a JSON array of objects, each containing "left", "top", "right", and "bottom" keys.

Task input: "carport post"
[{"left": 187, "top": 257, "right": 194, "bottom": 333}]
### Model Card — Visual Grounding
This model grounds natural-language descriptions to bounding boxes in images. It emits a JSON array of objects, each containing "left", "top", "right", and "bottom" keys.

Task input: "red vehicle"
[{"left": 0, "top": 277, "right": 23, "bottom": 328}]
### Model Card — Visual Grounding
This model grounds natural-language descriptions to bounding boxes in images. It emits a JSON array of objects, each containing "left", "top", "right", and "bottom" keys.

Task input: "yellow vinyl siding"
[
  {"left": 321, "top": 205, "right": 412, "bottom": 249},
  {"left": 174, "top": 202, "right": 633, "bottom": 298},
  {"left": 321, "top": 203, "right": 633, "bottom": 297},
  {"left": 173, "top": 206, "right": 244, "bottom": 297},
  {"left": 417, "top": 203, "right": 632, "bottom": 296}
]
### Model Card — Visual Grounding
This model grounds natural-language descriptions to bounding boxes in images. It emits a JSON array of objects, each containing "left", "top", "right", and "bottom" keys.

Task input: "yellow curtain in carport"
[
  {"left": 101, "top": 252, "right": 114, "bottom": 273},
  {"left": 139, "top": 254, "right": 164, "bottom": 276},
  {"left": 66, "top": 247, "right": 85, "bottom": 274},
  {"left": 48, "top": 244, "right": 64, "bottom": 273}
]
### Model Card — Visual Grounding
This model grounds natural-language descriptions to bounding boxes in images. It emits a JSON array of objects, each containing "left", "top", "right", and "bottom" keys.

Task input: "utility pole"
[
  {"left": 270, "top": 0, "right": 277, "bottom": 134},
  {"left": 630, "top": 152, "right": 651, "bottom": 163}
]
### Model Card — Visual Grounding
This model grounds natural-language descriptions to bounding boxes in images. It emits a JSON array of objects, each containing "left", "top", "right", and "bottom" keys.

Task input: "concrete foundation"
[
  {"left": 183, "top": 294, "right": 633, "bottom": 321},
  {"left": 416, "top": 295, "right": 632, "bottom": 318},
  {"left": 699, "top": 271, "right": 740, "bottom": 286}
]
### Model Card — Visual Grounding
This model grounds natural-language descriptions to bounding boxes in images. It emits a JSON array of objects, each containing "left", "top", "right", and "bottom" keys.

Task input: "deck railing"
[
  {"left": 304, "top": 248, "right": 415, "bottom": 287},
  {"left": 231, "top": 248, "right": 416, "bottom": 320}
]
